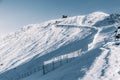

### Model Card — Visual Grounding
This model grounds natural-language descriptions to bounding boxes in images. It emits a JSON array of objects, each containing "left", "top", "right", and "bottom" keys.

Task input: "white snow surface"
[{"left": 0, "top": 12, "right": 120, "bottom": 80}]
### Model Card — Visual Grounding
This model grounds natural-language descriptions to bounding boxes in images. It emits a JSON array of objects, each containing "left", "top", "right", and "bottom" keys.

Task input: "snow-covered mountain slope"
[{"left": 0, "top": 11, "right": 120, "bottom": 80}]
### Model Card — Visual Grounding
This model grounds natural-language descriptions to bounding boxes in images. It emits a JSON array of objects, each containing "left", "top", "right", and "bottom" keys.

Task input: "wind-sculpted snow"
[{"left": 0, "top": 12, "right": 120, "bottom": 80}]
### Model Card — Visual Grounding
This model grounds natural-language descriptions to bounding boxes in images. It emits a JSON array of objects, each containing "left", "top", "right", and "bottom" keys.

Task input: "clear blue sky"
[{"left": 0, "top": 0, "right": 120, "bottom": 33}]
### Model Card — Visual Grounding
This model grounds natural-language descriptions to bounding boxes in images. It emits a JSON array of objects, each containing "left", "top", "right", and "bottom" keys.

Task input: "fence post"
[
  {"left": 59, "top": 56, "right": 62, "bottom": 66},
  {"left": 77, "top": 51, "right": 79, "bottom": 56},
  {"left": 78, "top": 50, "right": 82, "bottom": 56},
  {"left": 52, "top": 59, "right": 55, "bottom": 70},
  {"left": 66, "top": 55, "right": 69, "bottom": 63},
  {"left": 43, "top": 65, "right": 45, "bottom": 75}
]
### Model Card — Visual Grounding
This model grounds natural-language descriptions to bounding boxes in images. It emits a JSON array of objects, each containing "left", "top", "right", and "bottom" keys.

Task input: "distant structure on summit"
[{"left": 62, "top": 15, "right": 68, "bottom": 18}]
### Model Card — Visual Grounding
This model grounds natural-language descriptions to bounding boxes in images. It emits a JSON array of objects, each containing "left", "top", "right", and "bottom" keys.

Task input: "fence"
[{"left": 0, "top": 49, "right": 82, "bottom": 80}]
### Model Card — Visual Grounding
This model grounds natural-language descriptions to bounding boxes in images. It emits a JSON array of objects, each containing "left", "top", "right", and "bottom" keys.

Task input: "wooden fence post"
[
  {"left": 52, "top": 59, "right": 55, "bottom": 70},
  {"left": 66, "top": 55, "right": 69, "bottom": 63},
  {"left": 43, "top": 65, "right": 45, "bottom": 75},
  {"left": 59, "top": 56, "right": 62, "bottom": 66}
]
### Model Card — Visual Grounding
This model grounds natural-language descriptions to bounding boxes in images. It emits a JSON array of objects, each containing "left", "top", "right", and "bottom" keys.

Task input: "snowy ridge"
[{"left": 0, "top": 12, "right": 120, "bottom": 80}]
